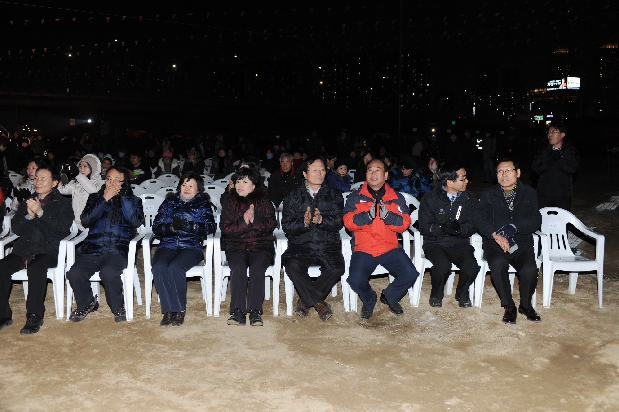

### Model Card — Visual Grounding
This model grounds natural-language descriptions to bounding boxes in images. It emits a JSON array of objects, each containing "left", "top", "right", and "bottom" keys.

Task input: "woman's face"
[
  {"left": 235, "top": 177, "right": 255, "bottom": 197},
  {"left": 27, "top": 162, "right": 38, "bottom": 179},
  {"left": 218, "top": 149, "right": 226, "bottom": 158},
  {"left": 180, "top": 178, "right": 199, "bottom": 200},
  {"left": 336, "top": 165, "right": 348, "bottom": 177},
  {"left": 101, "top": 159, "right": 112, "bottom": 170},
  {"left": 428, "top": 158, "right": 438, "bottom": 172},
  {"left": 363, "top": 153, "right": 372, "bottom": 165},
  {"left": 78, "top": 161, "right": 91, "bottom": 176}
]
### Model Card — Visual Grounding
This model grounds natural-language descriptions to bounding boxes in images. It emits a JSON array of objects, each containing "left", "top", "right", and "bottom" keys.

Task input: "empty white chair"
[
  {"left": 65, "top": 227, "right": 145, "bottom": 321},
  {"left": 539, "top": 207, "right": 605, "bottom": 308},
  {"left": 131, "top": 184, "right": 146, "bottom": 197},
  {"left": 348, "top": 169, "right": 356, "bottom": 181},
  {"left": 400, "top": 192, "right": 420, "bottom": 211},
  {"left": 157, "top": 174, "right": 179, "bottom": 187},
  {"left": 232, "top": 160, "right": 240, "bottom": 168},
  {"left": 204, "top": 185, "right": 225, "bottom": 214},
  {"left": 1, "top": 222, "right": 78, "bottom": 320},
  {"left": 155, "top": 186, "right": 177, "bottom": 198},
  {"left": 212, "top": 179, "right": 230, "bottom": 189},
  {"left": 201, "top": 175, "right": 214, "bottom": 184},
  {"left": 140, "top": 179, "right": 168, "bottom": 194},
  {"left": 350, "top": 181, "right": 364, "bottom": 191},
  {"left": 140, "top": 194, "right": 165, "bottom": 229},
  {"left": 8, "top": 172, "right": 22, "bottom": 187}
]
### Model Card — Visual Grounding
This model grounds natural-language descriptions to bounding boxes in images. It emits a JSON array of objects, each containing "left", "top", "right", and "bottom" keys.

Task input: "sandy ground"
[{"left": 1, "top": 158, "right": 618, "bottom": 411}]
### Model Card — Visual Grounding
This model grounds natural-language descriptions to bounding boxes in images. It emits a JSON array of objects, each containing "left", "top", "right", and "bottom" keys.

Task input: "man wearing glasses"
[
  {"left": 474, "top": 159, "right": 542, "bottom": 324},
  {"left": 418, "top": 162, "right": 480, "bottom": 309},
  {"left": 531, "top": 122, "right": 579, "bottom": 211},
  {"left": 65, "top": 166, "right": 144, "bottom": 323}
]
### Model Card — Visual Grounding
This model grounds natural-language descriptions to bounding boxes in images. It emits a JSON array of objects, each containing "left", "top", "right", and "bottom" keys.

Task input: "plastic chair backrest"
[
  {"left": 140, "top": 194, "right": 164, "bottom": 229},
  {"left": 540, "top": 207, "right": 578, "bottom": 259},
  {"left": 131, "top": 184, "right": 146, "bottom": 197},
  {"left": 342, "top": 191, "right": 350, "bottom": 205},
  {"left": 212, "top": 179, "right": 230, "bottom": 189},
  {"left": 204, "top": 185, "right": 225, "bottom": 213},
  {"left": 157, "top": 174, "right": 179, "bottom": 187},
  {"left": 140, "top": 179, "right": 168, "bottom": 194},
  {"left": 8, "top": 172, "right": 22, "bottom": 187},
  {"left": 400, "top": 192, "right": 420, "bottom": 211},
  {"left": 155, "top": 187, "right": 176, "bottom": 198},
  {"left": 350, "top": 181, "right": 364, "bottom": 191},
  {"left": 201, "top": 175, "right": 214, "bottom": 184}
]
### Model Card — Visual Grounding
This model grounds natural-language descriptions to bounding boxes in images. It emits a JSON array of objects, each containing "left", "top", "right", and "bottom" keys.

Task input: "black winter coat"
[
  {"left": 79, "top": 187, "right": 145, "bottom": 256},
  {"left": 473, "top": 181, "right": 541, "bottom": 253},
  {"left": 220, "top": 187, "right": 276, "bottom": 259},
  {"left": 418, "top": 187, "right": 478, "bottom": 247},
  {"left": 531, "top": 142, "right": 579, "bottom": 197},
  {"left": 267, "top": 167, "right": 303, "bottom": 207},
  {"left": 281, "top": 184, "right": 344, "bottom": 270},
  {"left": 12, "top": 188, "right": 73, "bottom": 257}
]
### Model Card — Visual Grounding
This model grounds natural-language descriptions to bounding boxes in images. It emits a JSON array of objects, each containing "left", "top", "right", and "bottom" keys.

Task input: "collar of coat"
[{"left": 359, "top": 182, "right": 399, "bottom": 202}]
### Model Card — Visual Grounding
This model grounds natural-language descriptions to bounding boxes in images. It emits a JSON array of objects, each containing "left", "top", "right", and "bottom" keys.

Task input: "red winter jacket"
[{"left": 343, "top": 183, "right": 411, "bottom": 257}]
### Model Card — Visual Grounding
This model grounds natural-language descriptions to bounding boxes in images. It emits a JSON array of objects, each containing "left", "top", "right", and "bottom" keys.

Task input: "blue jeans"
[
  {"left": 347, "top": 248, "right": 419, "bottom": 308},
  {"left": 152, "top": 248, "right": 203, "bottom": 313}
]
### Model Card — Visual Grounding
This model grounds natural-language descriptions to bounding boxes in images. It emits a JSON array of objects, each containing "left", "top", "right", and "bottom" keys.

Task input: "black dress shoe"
[
  {"left": 249, "top": 310, "right": 263, "bottom": 326},
  {"left": 171, "top": 311, "right": 186, "bottom": 326},
  {"left": 0, "top": 317, "right": 13, "bottom": 331},
  {"left": 295, "top": 299, "right": 309, "bottom": 318},
  {"left": 160, "top": 312, "right": 173, "bottom": 326},
  {"left": 456, "top": 295, "right": 472, "bottom": 308},
  {"left": 360, "top": 303, "right": 374, "bottom": 320},
  {"left": 113, "top": 307, "right": 127, "bottom": 323},
  {"left": 314, "top": 301, "right": 333, "bottom": 322},
  {"left": 380, "top": 290, "right": 403, "bottom": 316},
  {"left": 502, "top": 306, "right": 517, "bottom": 324},
  {"left": 518, "top": 306, "right": 541, "bottom": 322},
  {"left": 20, "top": 314, "right": 44, "bottom": 334},
  {"left": 429, "top": 297, "right": 442, "bottom": 307},
  {"left": 227, "top": 309, "right": 246, "bottom": 325},
  {"left": 69, "top": 299, "right": 99, "bottom": 322}
]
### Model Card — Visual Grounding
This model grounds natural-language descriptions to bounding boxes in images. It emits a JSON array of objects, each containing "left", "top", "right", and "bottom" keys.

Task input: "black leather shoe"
[
  {"left": 456, "top": 295, "right": 472, "bottom": 308},
  {"left": 171, "top": 311, "right": 186, "bottom": 326},
  {"left": 113, "top": 307, "right": 126, "bottom": 323},
  {"left": 360, "top": 303, "right": 374, "bottom": 320},
  {"left": 20, "top": 314, "right": 44, "bottom": 334},
  {"left": 295, "top": 299, "right": 309, "bottom": 318},
  {"left": 227, "top": 309, "right": 246, "bottom": 325},
  {"left": 429, "top": 297, "right": 442, "bottom": 307},
  {"left": 249, "top": 310, "right": 263, "bottom": 326},
  {"left": 0, "top": 317, "right": 13, "bottom": 331},
  {"left": 380, "top": 290, "right": 403, "bottom": 316},
  {"left": 69, "top": 299, "right": 99, "bottom": 322},
  {"left": 502, "top": 306, "right": 517, "bottom": 324},
  {"left": 314, "top": 301, "right": 333, "bottom": 322},
  {"left": 518, "top": 306, "right": 541, "bottom": 322},
  {"left": 160, "top": 312, "right": 173, "bottom": 326}
]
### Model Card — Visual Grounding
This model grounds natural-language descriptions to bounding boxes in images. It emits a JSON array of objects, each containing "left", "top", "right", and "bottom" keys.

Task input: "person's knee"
[
  {"left": 99, "top": 269, "right": 123, "bottom": 284},
  {"left": 285, "top": 259, "right": 302, "bottom": 275}
]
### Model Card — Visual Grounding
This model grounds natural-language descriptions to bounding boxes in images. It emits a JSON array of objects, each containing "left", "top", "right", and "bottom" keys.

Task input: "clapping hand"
[
  {"left": 367, "top": 199, "right": 377, "bottom": 220},
  {"left": 26, "top": 197, "right": 42, "bottom": 218},
  {"left": 244, "top": 204, "right": 255, "bottom": 225},
  {"left": 312, "top": 208, "right": 323, "bottom": 225},
  {"left": 379, "top": 200, "right": 389, "bottom": 220},
  {"left": 304, "top": 206, "right": 312, "bottom": 226}
]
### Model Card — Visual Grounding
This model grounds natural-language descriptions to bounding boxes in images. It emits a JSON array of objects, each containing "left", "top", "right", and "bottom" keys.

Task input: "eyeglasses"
[{"left": 497, "top": 168, "right": 516, "bottom": 175}]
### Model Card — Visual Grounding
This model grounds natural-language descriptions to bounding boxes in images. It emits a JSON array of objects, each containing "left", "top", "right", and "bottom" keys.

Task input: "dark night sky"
[{"left": 1, "top": 1, "right": 618, "bottom": 92}]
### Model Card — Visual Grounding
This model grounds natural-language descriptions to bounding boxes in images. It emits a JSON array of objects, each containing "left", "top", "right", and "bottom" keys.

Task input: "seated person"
[
  {"left": 66, "top": 166, "right": 144, "bottom": 323},
  {"left": 0, "top": 165, "right": 73, "bottom": 334},
  {"left": 389, "top": 158, "right": 433, "bottom": 200},
  {"left": 325, "top": 155, "right": 351, "bottom": 192},
  {"left": 154, "top": 150, "right": 181, "bottom": 178}
]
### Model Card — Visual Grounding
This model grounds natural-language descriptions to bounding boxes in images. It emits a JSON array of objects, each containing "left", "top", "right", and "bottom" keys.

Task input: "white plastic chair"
[
  {"left": 539, "top": 207, "right": 605, "bottom": 308},
  {"left": 409, "top": 210, "right": 481, "bottom": 307},
  {"left": 155, "top": 187, "right": 177, "bottom": 198},
  {"left": 474, "top": 234, "right": 541, "bottom": 309},
  {"left": 400, "top": 192, "right": 420, "bottom": 211},
  {"left": 1, "top": 222, "right": 78, "bottom": 320},
  {"left": 201, "top": 175, "right": 214, "bottom": 184},
  {"left": 348, "top": 169, "right": 356, "bottom": 181},
  {"left": 204, "top": 185, "right": 225, "bottom": 214},
  {"left": 157, "top": 174, "right": 179, "bottom": 188},
  {"left": 140, "top": 179, "right": 168, "bottom": 194},
  {"left": 131, "top": 184, "right": 146, "bottom": 197},
  {"left": 350, "top": 181, "right": 364, "bottom": 191},
  {"left": 140, "top": 194, "right": 165, "bottom": 229},
  {"left": 213, "top": 233, "right": 283, "bottom": 317},
  {"left": 212, "top": 179, "right": 230, "bottom": 189},
  {"left": 142, "top": 232, "right": 215, "bottom": 318},
  {"left": 232, "top": 160, "right": 240, "bottom": 168},
  {"left": 65, "top": 227, "right": 145, "bottom": 321},
  {"left": 224, "top": 173, "right": 235, "bottom": 181},
  {"left": 8, "top": 172, "right": 22, "bottom": 187}
]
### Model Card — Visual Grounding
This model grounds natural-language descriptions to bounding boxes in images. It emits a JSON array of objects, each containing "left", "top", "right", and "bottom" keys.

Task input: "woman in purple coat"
[{"left": 220, "top": 167, "right": 276, "bottom": 326}]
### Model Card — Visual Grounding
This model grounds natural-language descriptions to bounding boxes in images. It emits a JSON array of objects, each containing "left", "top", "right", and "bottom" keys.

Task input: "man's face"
[
  {"left": 34, "top": 169, "right": 57, "bottom": 197},
  {"left": 130, "top": 155, "right": 140, "bottom": 166},
  {"left": 366, "top": 160, "right": 388, "bottom": 190},
  {"left": 303, "top": 160, "right": 326, "bottom": 187},
  {"left": 450, "top": 134, "right": 458, "bottom": 142},
  {"left": 402, "top": 167, "right": 413, "bottom": 177},
  {"left": 293, "top": 152, "right": 301, "bottom": 160},
  {"left": 547, "top": 127, "right": 565, "bottom": 148},
  {"left": 280, "top": 157, "right": 292, "bottom": 173},
  {"left": 327, "top": 157, "right": 336, "bottom": 169},
  {"left": 446, "top": 168, "right": 468, "bottom": 193},
  {"left": 496, "top": 161, "right": 520, "bottom": 190}
]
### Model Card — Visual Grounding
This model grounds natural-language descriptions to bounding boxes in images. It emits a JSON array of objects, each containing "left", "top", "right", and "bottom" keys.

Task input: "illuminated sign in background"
[{"left": 547, "top": 77, "right": 580, "bottom": 91}]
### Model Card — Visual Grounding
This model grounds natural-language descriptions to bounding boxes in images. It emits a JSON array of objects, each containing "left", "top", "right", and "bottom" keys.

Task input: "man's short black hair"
[
  {"left": 496, "top": 158, "right": 519, "bottom": 171},
  {"left": 549, "top": 122, "right": 568, "bottom": 134},
  {"left": 439, "top": 162, "right": 464, "bottom": 187},
  {"left": 366, "top": 158, "right": 387, "bottom": 171},
  {"left": 302, "top": 155, "right": 327, "bottom": 173},
  {"left": 36, "top": 163, "right": 60, "bottom": 183}
]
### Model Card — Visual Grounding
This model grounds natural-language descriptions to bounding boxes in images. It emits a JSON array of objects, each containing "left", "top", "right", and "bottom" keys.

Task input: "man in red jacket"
[{"left": 344, "top": 159, "right": 419, "bottom": 320}]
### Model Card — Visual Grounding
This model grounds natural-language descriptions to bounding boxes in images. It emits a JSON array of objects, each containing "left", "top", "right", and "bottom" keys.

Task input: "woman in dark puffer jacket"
[
  {"left": 220, "top": 167, "right": 276, "bottom": 327},
  {"left": 151, "top": 172, "right": 216, "bottom": 327}
]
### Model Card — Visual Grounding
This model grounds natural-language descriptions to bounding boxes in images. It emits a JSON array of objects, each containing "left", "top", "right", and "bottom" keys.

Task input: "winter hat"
[
  {"left": 334, "top": 158, "right": 348, "bottom": 171},
  {"left": 102, "top": 154, "right": 114, "bottom": 165},
  {"left": 187, "top": 148, "right": 200, "bottom": 157},
  {"left": 401, "top": 158, "right": 416, "bottom": 170},
  {"left": 162, "top": 150, "right": 173, "bottom": 158},
  {"left": 80, "top": 154, "right": 101, "bottom": 176}
]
